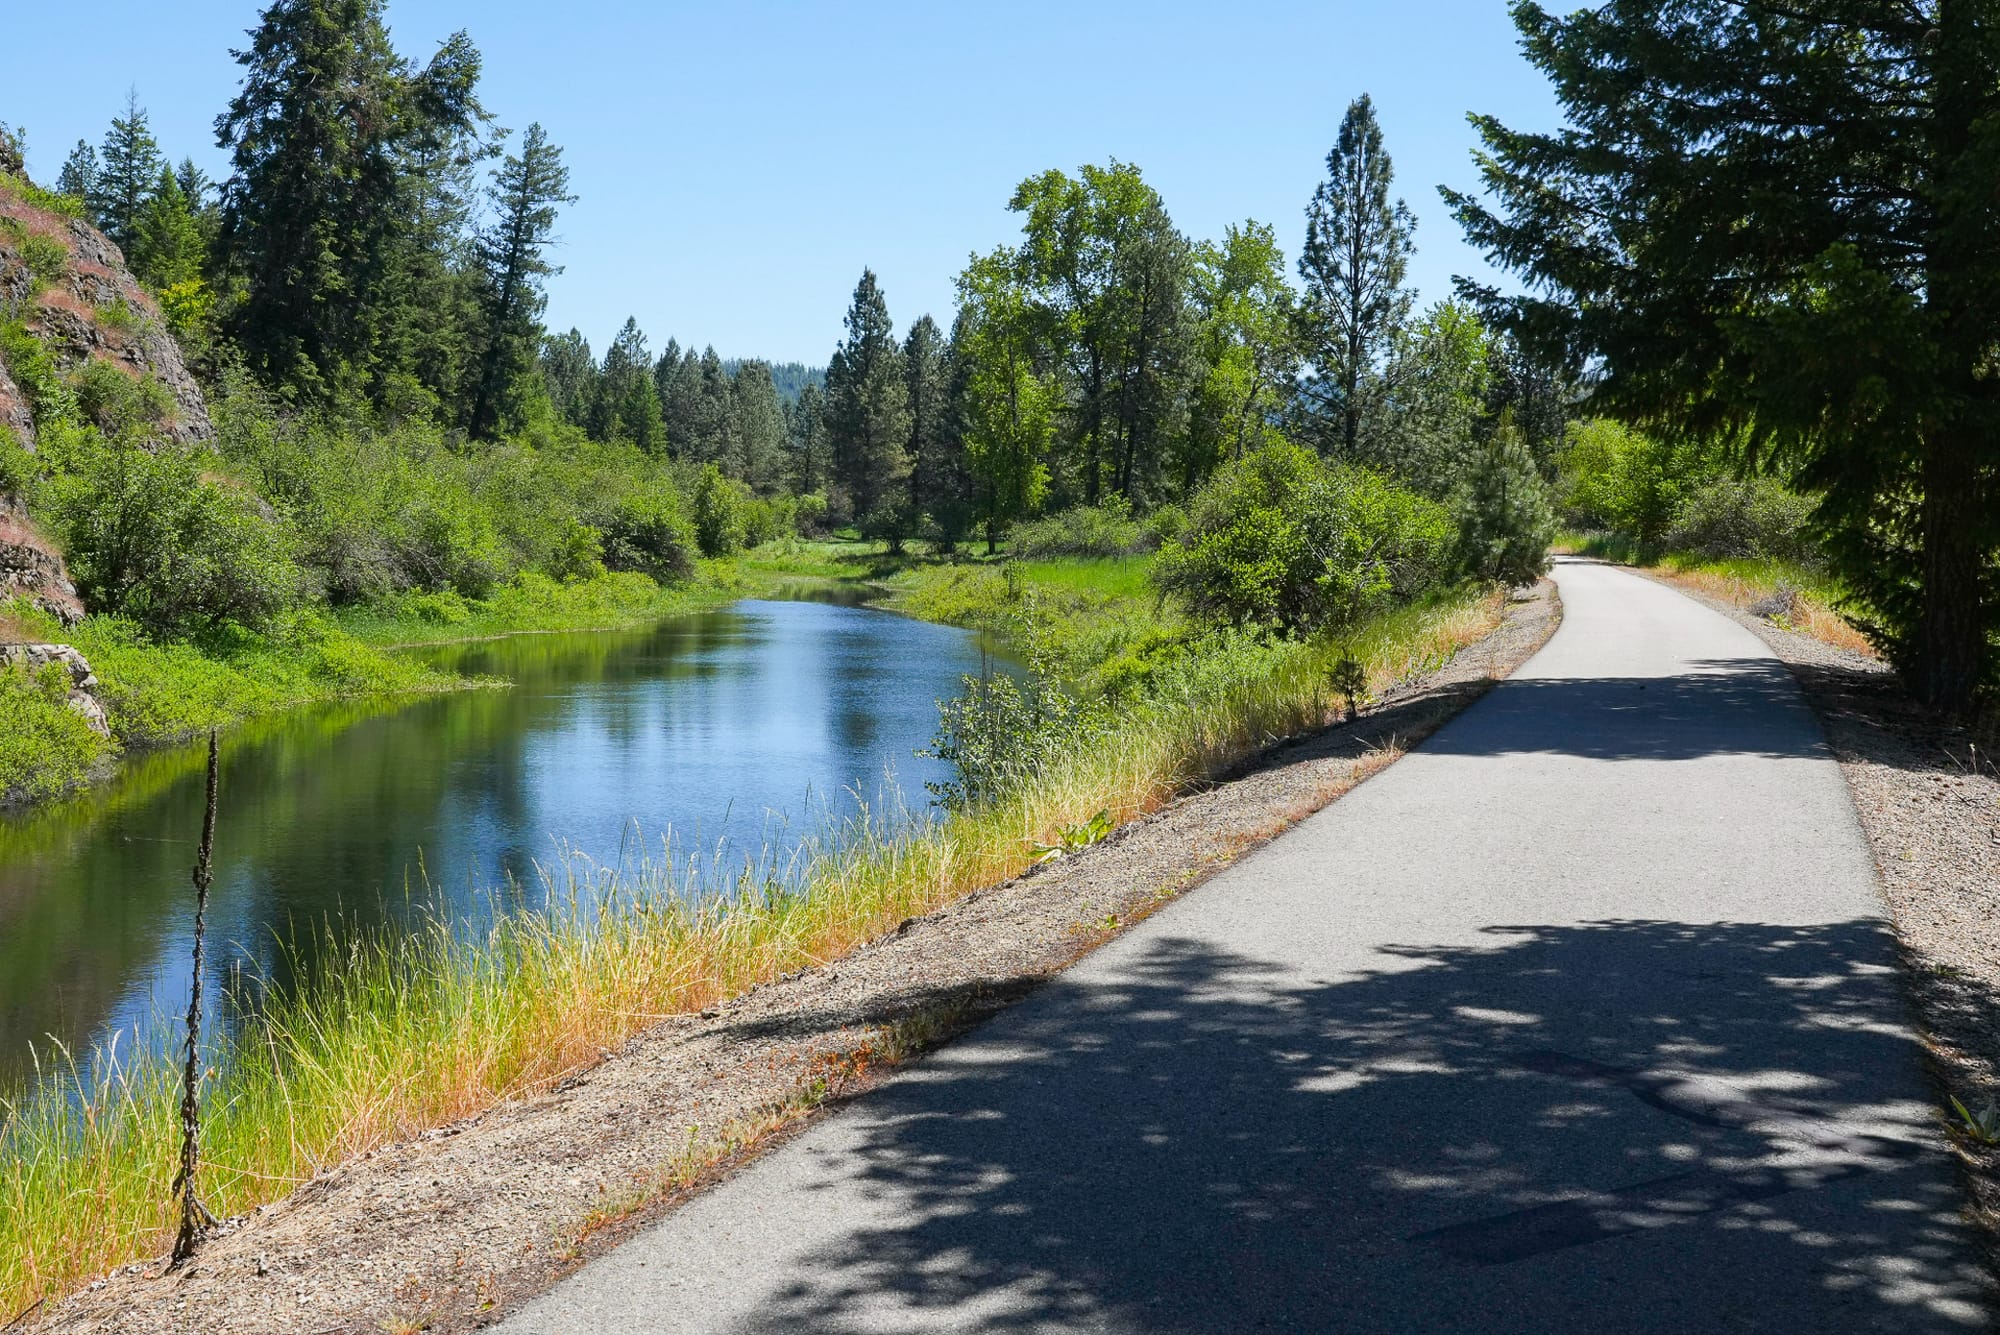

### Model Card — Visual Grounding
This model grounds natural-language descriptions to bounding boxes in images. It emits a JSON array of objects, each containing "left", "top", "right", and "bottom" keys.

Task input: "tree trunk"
[{"left": 1915, "top": 430, "right": 1985, "bottom": 716}]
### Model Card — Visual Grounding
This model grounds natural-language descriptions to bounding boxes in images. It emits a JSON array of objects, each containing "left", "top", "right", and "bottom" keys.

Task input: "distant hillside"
[{"left": 722, "top": 359, "right": 822, "bottom": 405}]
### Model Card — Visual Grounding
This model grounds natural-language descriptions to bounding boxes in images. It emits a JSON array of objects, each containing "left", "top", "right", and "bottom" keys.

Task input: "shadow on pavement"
[
  {"left": 1421, "top": 660, "right": 1830, "bottom": 763},
  {"left": 730, "top": 920, "right": 1990, "bottom": 1334}
]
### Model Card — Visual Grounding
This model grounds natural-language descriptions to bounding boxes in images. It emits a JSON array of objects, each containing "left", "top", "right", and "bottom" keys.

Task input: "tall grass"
[{"left": 0, "top": 586, "right": 1502, "bottom": 1319}]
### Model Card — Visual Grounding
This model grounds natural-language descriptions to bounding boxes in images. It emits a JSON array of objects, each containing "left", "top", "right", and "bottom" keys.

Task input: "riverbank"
[
  {"left": 15, "top": 580, "right": 1561, "bottom": 1334},
  {"left": 0, "top": 545, "right": 1530, "bottom": 1324},
  {"left": 0, "top": 569, "right": 737, "bottom": 808}
]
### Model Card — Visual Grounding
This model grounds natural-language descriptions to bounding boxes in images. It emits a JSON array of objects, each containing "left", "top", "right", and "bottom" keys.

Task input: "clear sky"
[{"left": 3, "top": 2, "right": 1563, "bottom": 367}]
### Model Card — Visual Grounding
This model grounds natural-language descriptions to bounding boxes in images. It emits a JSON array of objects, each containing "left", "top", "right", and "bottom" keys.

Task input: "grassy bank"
[
  {"left": 1556, "top": 531, "right": 1874, "bottom": 658},
  {"left": 0, "top": 569, "right": 731, "bottom": 808},
  {"left": 0, "top": 556, "right": 1505, "bottom": 1319}
]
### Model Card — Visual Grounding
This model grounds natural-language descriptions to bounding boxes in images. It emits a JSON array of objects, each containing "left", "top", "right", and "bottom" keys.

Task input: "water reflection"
[{"left": 0, "top": 599, "right": 1005, "bottom": 1085}]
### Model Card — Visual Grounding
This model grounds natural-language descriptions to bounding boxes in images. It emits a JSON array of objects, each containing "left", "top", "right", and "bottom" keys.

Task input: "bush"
[
  {"left": 1153, "top": 441, "right": 1454, "bottom": 633},
  {"left": 1006, "top": 500, "right": 1143, "bottom": 559},
  {"left": 791, "top": 491, "right": 830, "bottom": 537},
  {"left": 0, "top": 658, "right": 111, "bottom": 803},
  {"left": 1662, "top": 476, "right": 1818, "bottom": 564},
  {"left": 602, "top": 488, "right": 697, "bottom": 581},
  {"left": 690, "top": 463, "right": 744, "bottom": 557},
  {"left": 920, "top": 638, "right": 1109, "bottom": 810},
  {"left": 42, "top": 434, "right": 306, "bottom": 637},
  {"left": 1558, "top": 418, "right": 1723, "bottom": 546},
  {"left": 859, "top": 498, "right": 916, "bottom": 554}
]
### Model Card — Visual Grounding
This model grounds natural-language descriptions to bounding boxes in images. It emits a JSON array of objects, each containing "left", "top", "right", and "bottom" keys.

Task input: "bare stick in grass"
[{"left": 171, "top": 731, "right": 221, "bottom": 1266}]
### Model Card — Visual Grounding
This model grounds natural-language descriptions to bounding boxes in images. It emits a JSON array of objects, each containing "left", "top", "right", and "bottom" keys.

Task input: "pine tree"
[
  {"left": 467, "top": 123, "right": 573, "bottom": 439},
  {"left": 1453, "top": 412, "right": 1554, "bottom": 586},
  {"left": 540, "top": 328, "right": 595, "bottom": 428},
  {"left": 1448, "top": 0, "right": 2000, "bottom": 713},
  {"left": 591, "top": 318, "right": 664, "bottom": 448},
  {"left": 174, "top": 158, "right": 214, "bottom": 207},
  {"left": 56, "top": 140, "right": 98, "bottom": 202},
  {"left": 823, "top": 269, "right": 910, "bottom": 524},
  {"left": 132, "top": 166, "right": 208, "bottom": 290},
  {"left": 730, "top": 361, "right": 787, "bottom": 493},
  {"left": 904, "top": 314, "right": 967, "bottom": 541},
  {"left": 693, "top": 347, "right": 735, "bottom": 467},
  {"left": 215, "top": 0, "right": 485, "bottom": 398},
  {"left": 786, "top": 381, "right": 831, "bottom": 497},
  {"left": 1297, "top": 94, "right": 1415, "bottom": 458},
  {"left": 92, "top": 91, "right": 164, "bottom": 253}
]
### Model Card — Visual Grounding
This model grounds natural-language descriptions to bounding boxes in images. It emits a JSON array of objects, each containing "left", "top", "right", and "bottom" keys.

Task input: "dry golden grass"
[{"left": 1655, "top": 566, "right": 1876, "bottom": 657}]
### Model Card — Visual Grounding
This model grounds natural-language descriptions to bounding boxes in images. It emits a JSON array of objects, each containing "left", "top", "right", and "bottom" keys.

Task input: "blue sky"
[{"left": 3, "top": 2, "right": 1563, "bottom": 366}]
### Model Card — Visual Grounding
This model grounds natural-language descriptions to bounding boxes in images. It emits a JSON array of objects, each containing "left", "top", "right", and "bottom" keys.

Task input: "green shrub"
[
  {"left": 603, "top": 489, "right": 697, "bottom": 581},
  {"left": 1153, "top": 441, "right": 1454, "bottom": 632},
  {"left": 1007, "top": 499, "right": 1143, "bottom": 559},
  {"left": 17, "top": 232, "right": 68, "bottom": 292},
  {"left": 690, "top": 464, "right": 744, "bottom": 557},
  {"left": 41, "top": 435, "right": 306, "bottom": 637},
  {"left": 72, "top": 360, "right": 171, "bottom": 434},
  {"left": 0, "top": 321, "right": 71, "bottom": 426},
  {"left": 0, "top": 659, "right": 110, "bottom": 803},
  {"left": 1662, "top": 476, "right": 1819, "bottom": 565},
  {"left": 1558, "top": 418, "right": 1723, "bottom": 547}
]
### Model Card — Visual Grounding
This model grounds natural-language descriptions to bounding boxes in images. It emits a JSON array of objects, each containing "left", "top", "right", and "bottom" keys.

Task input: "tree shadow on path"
[{"left": 726, "top": 919, "right": 1991, "bottom": 1334}]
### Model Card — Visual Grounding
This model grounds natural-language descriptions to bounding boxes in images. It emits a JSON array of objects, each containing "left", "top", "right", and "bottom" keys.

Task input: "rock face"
[
  {"left": 0, "top": 641, "right": 110, "bottom": 736},
  {"left": 0, "top": 184, "right": 214, "bottom": 450},
  {"left": 0, "top": 169, "right": 217, "bottom": 624},
  {"left": 0, "top": 494, "right": 83, "bottom": 624}
]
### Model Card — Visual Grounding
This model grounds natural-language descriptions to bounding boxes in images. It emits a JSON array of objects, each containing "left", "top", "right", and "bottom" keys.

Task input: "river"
[{"left": 0, "top": 596, "right": 1004, "bottom": 1087}]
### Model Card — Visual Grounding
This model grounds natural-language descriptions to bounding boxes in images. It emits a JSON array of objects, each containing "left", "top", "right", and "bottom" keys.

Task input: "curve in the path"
[{"left": 501, "top": 559, "right": 1991, "bottom": 1335}]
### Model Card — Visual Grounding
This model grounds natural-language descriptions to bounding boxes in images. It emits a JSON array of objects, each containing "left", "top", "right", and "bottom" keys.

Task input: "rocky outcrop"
[
  {"left": 0, "top": 182, "right": 213, "bottom": 448},
  {"left": 0, "top": 493, "right": 81, "bottom": 624},
  {"left": 0, "top": 641, "right": 109, "bottom": 735},
  {"left": 0, "top": 168, "right": 218, "bottom": 625}
]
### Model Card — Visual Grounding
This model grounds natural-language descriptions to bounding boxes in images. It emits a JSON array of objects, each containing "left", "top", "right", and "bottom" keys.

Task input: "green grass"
[{"left": 0, "top": 574, "right": 1506, "bottom": 1319}]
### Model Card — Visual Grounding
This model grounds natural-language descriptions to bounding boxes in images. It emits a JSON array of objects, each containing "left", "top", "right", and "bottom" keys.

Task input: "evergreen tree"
[
  {"left": 655, "top": 343, "right": 701, "bottom": 456},
  {"left": 693, "top": 346, "right": 736, "bottom": 467},
  {"left": 468, "top": 122, "right": 573, "bottom": 439},
  {"left": 730, "top": 361, "right": 788, "bottom": 493},
  {"left": 539, "top": 327, "right": 595, "bottom": 428},
  {"left": 823, "top": 269, "right": 911, "bottom": 523},
  {"left": 903, "top": 314, "right": 956, "bottom": 525},
  {"left": 1372, "top": 301, "right": 1492, "bottom": 499},
  {"left": 131, "top": 166, "right": 208, "bottom": 290},
  {"left": 1453, "top": 413, "right": 1554, "bottom": 586},
  {"left": 56, "top": 140, "right": 98, "bottom": 202},
  {"left": 1448, "top": 0, "right": 2000, "bottom": 713},
  {"left": 214, "top": 0, "right": 485, "bottom": 398},
  {"left": 591, "top": 317, "right": 664, "bottom": 448},
  {"left": 786, "top": 381, "right": 831, "bottom": 497},
  {"left": 1297, "top": 94, "right": 1415, "bottom": 458},
  {"left": 174, "top": 157, "right": 215, "bottom": 207},
  {"left": 92, "top": 90, "right": 164, "bottom": 253}
]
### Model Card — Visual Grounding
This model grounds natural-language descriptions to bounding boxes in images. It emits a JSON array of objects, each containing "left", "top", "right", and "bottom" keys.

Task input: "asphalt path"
[{"left": 501, "top": 558, "right": 1991, "bottom": 1333}]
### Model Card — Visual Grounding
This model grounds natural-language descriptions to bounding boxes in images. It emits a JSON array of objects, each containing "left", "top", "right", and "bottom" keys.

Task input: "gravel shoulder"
[
  {"left": 35, "top": 584, "right": 1561, "bottom": 1335},
  {"left": 1632, "top": 564, "right": 2000, "bottom": 1261}
]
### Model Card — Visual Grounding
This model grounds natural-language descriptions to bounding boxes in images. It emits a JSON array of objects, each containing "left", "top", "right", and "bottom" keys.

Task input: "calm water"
[{"left": 0, "top": 597, "right": 1004, "bottom": 1085}]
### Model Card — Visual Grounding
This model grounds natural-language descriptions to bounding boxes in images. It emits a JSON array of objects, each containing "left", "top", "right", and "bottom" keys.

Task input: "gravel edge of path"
[
  {"left": 1627, "top": 563, "right": 2000, "bottom": 1283},
  {"left": 35, "top": 584, "right": 1562, "bottom": 1335}
]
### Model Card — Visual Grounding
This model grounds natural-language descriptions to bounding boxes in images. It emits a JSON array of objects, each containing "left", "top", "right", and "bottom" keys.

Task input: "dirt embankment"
[{"left": 33, "top": 586, "right": 1562, "bottom": 1335}]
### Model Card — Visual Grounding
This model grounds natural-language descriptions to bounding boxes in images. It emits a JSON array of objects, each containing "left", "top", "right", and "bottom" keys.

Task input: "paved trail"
[{"left": 503, "top": 560, "right": 1990, "bottom": 1333}]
